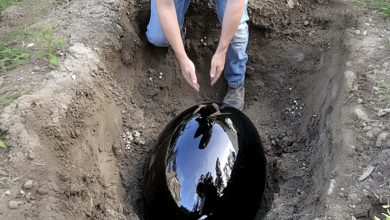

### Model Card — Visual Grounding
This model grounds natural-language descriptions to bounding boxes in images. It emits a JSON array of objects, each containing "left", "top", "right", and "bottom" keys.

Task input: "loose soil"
[{"left": 0, "top": 0, "right": 389, "bottom": 219}]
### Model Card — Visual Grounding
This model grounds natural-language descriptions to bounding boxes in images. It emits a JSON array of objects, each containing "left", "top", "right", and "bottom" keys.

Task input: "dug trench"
[
  {"left": 1, "top": 0, "right": 354, "bottom": 219},
  {"left": 110, "top": 0, "right": 352, "bottom": 219}
]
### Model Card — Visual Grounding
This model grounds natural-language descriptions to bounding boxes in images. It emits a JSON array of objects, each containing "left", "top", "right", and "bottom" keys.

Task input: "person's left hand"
[{"left": 210, "top": 51, "right": 226, "bottom": 86}]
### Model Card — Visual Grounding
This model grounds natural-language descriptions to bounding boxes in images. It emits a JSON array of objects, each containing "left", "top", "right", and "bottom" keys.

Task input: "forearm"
[
  {"left": 217, "top": 0, "right": 246, "bottom": 54},
  {"left": 156, "top": 0, "right": 187, "bottom": 61}
]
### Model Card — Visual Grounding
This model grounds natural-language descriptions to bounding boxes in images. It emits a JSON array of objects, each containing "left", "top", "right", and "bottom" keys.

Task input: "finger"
[
  {"left": 211, "top": 74, "right": 219, "bottom": 86},
  {"left": 189, "top": 71, "right": 200, "bottom": 92},
  {"left": 210, "top": 67, "right": 222, "bottom": 86},
  {"left": 184, "top": 73, "right": 200, "bottom": 92},
  {"left": 188, "top": 79, "right": 200, "bottom": 92},
  {"left": 210, "top": 65, "right": 216, "bottom": 78}
]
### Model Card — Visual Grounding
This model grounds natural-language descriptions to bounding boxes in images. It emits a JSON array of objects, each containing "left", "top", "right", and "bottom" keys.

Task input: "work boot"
[{"left": 223, "top": 84, "right": 245, "bottom": 111}]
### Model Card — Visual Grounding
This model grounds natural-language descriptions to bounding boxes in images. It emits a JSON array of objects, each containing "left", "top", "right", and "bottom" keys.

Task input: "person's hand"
[
  {"left": 210, "top": 51, "right": 226, "bottom": 86},
  {"left": 178, "top": 56, "right": 200, "bottom": 91}
]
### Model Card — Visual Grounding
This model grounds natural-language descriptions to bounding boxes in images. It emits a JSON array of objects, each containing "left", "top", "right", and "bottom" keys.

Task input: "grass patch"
[
  {"left": 0, "top": 0, "right": 23, "bottom": 12},
  {"left": 0, "top": 42, "right": 29, "bottom": 72},
  {"left": 378, "top": 80, "right": 390, "bottom": 104},
  {"left": 36, "top": 27, "right": 65, "bottom": 67},
  {"left": 0, "top": 138, "right": 6, "bottom": 150},
  {"left": 0, "top": 92, "right": 22, "bottom": 109},
  {"left": 361, "top": 0, "right": 390, "bottom": 17},
  {"left": 374, "top": 204, "right": 390, "bottom": 220},
  {"left": 1, "top": 26, "right": 65, "bottom": 70}
]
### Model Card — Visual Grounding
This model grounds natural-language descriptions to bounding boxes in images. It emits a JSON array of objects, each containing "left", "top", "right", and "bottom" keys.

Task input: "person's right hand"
[{"left": 178, "top": 57, "right": 200, "bottom": 92}]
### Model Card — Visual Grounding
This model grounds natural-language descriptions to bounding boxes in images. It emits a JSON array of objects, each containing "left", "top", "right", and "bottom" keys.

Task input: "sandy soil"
[{"left": 0, "top": 0, "right": 389, "bottom": 219}]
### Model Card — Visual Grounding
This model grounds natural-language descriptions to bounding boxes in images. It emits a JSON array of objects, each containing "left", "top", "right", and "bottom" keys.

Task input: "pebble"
[
  {"left": 378, "top": 108, "right": 390, "bottom": 117},
  {"left": 354, "top": 107, "right": 369, "bottom": 121},
  {"left": 133, "top": 130, "right": 141, "bottom": 138},
  {"left": 376, "top": 132, "right": 388, "bottom": 147},
  {"left": 366, "top": 131, "right": 374, "bottom": 138},
  {"left": 363, "top": 31, "right": 367, "bottom": 36},
  {"left": 25, "top": 192, "right": 32, "bottom": 201},
  {"left": 304, "top": 21, "right": 310, "bottom": 26},
  {"left": 32, "top": 66, "right": 40, "bottom": 72},
  {"left": 362, "top": 126, "right": 371, "bottom": 131},
  {"left": 4, "top": 190, "right": 10, "bottom": 195},
  {"left": 357, "top": 98, "right": 363, "bottom": 103},
  {"left": 355, "top": 30, "right": 361, "bottom": 35},
  {"left": 344, "top": 71, "right": 357, "bottom": 91},
  {"left": 8, "top": 200, "right": 23, "bottom": 209},
  {"left": 24, "top": 180, "right": 33, "bottom": 189}
]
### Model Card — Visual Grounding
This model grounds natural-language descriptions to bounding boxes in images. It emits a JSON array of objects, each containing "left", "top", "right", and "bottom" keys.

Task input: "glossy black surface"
[{"left": 144, "top": 103, "right": 266, "bottom": 220}]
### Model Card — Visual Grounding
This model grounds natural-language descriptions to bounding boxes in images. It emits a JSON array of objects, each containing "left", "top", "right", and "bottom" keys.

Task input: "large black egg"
[{"left": 144, "top": 103, "right": 266, "bottom": 220}]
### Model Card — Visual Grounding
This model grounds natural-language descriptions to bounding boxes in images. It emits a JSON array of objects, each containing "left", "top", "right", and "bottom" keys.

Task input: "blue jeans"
[{"left": 146, "top": 0, "right": 249, "bottom": 88}]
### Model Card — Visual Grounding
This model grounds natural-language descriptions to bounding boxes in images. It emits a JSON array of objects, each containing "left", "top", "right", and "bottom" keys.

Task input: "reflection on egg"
[{"left": 144, "top": 103, "right": 266, "bottom": 220}]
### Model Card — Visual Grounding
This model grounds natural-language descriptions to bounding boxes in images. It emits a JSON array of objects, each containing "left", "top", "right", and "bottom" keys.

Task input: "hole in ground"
[{"left": 103, "top": 0, "right": 352, "bottom": 219}]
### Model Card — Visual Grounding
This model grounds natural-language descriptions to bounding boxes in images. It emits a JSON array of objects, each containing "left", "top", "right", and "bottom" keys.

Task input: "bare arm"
[
  {"left": 210, "top": 0, "right": 246, "bottom": 86},
  {"left": 156, "top": 0, "right": 200, "bottom": 91}
]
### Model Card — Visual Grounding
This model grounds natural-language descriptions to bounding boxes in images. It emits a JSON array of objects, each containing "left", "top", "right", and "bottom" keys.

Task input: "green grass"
[
  {"left": 36, "top": 27, "right": 65, "bottom": 67},
  {"left": 1, "top": 26, "right": 65, "bottom": 69},
  {"left": 0, "top": 92, "right": 22, "bottom": 109},
  {"left": 0, "top": 0, "right": 23, "bottom": 12},
  {"left": 374, "top": 205, "right": 390, "bottom": 220},
  {"left": 361, "top": 0, "right": 390, "bottom": 17},
  {"left": 0, "top": 138, "right": 6, "bottom": 150},
  {"left": 0, "top": 42, "right": 28, "bottom": 72},
  {"left": 378, "top": 80, "right": 390, "bottom": 104}
]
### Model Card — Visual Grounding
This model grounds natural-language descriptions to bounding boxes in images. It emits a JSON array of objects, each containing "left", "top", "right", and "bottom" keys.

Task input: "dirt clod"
[
  {"left": 23, "top": 180, "right": 33, "bottom": 189},
  {"left": 8, "top": 200, "right": 23, "bottom": 209}
]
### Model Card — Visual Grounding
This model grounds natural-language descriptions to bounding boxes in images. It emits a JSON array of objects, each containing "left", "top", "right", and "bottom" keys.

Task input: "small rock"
[
  {"left": 287, "top": 0, "right": 294, "bottom": 8},
  {"left": 4, "top": 190, "right": 10, "bottom": 195},
  {"left": 366, "top": 131, "right": 374, "bottom": 138},
  {"left": 376, "top": 132, "right": 388, "bottom": 147},
  {"left": 355, "top": 30, "right": 361, "bottom": 35},
  {"left": 24, "top": 180, "right": 33, "bottom": 189},
  {"left": 32, "top": 66, "right": 40, "bottom": 72},
  {"left": 363, "top": 31, "right": 367, "bottom": 36},
  {"left": 363, "top": 126, "right": 371, "bottom": 131},
  {"left": 344, "top": 71, "right": 357, "bottom": 91},
  {"left": 348, "top": 193, "right": 361, "bottom": 204},
  {"left": 359, "top": 165, "right": 375, "bottom": 181},
  {"left": 354, "top": 107, "right": 369, "bottom": 121},
  {"left": 378, "top": 108, "right": 390, "bottom": 117},
  {"left": 8, "top": 200, "right": 23, "bottom": 209},
  {"left": 133, "top": 130, "right": 141, "bottom": 138},
  {"left": 304, "top": 21, "right": 310, "bottom": 26},
  {"left": 357, "top": 98, "right": 363, "bottom": 103},
  {"left": 327, "top": 179, "right": 336, "bottom": 195},
  {"left": 25, "top": 192, "right": 32, "bottom": 201}
]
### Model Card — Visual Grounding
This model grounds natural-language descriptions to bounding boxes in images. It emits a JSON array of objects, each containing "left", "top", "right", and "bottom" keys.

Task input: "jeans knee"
[
  {"left": 146, "top": 31, "right": 169, "bottom": 47},
  {"left": 232, "top": 22, "right": 249, "bottom": 44}
]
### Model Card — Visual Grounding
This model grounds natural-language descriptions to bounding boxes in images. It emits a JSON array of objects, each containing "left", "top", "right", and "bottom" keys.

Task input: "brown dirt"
[{"left": 0, "top": 0, "right": 389, "bottom": 219}]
